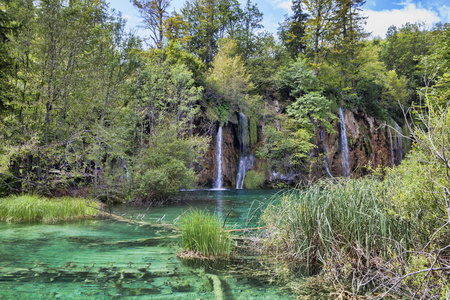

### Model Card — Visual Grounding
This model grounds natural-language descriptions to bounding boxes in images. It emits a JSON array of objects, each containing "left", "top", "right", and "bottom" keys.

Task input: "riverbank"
[{"left": 0, "top": 194, "right": 100, "bottom": 222}]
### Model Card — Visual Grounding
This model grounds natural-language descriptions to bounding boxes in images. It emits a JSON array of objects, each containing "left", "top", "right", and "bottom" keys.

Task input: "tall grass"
[
  {"left": 180, "top": 210, "right": 231, "bottom": 258},
  {"left": 262, "top": 178, "right": 412, "bottom": 270},
  {"left": 0, "top": 194, "right": 100, "bottom": 222}
]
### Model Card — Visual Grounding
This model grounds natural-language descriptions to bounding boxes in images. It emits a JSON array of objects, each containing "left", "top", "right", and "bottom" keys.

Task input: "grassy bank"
[
  {"left": 260, "top": 173, "right": 449, "bottom": 298},
  {"left": 0, "top": 194, "right": 100, "bottom": 222},
  {"left": 262, "top": 178, "right": 412, "bottom": 270}
]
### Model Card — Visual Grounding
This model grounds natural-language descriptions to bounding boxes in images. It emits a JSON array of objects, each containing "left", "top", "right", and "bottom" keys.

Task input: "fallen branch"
[{"left": 225, "top": 226, "right": 266, "bottom": 233}]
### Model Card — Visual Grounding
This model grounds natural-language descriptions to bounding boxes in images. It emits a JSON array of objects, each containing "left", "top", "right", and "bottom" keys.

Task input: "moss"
[
  {"left": 244, "top": 170, "right": 266, "bottom": 189},
  {"left": 249, "top": 117, "right": 258, "bottom": 146},
  {"left": 361, "top": 125, "right": 372, "bottom": 154}
]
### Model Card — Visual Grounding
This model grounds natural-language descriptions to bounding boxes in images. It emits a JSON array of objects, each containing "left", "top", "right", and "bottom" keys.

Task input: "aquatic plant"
[
  {"left": 0, "top": 194, "right": 100, "bottom": 222},
  {"left": 262, "top": 178, "right": 412, "bottom": 271},
  {"left": 180, "top": 210, "right": 231, "bottom": 258}
]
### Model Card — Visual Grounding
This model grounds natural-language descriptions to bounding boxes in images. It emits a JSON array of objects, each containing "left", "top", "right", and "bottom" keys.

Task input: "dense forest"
[
  {"left": 2, "top": 0, "right": 447, "bottom": 199},
  {"left": 1, "top": 0, "right": 449, "bottom": 297}
]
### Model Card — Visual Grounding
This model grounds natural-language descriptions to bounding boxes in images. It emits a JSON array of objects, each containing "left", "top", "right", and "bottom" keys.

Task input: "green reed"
[
  {"left": 180, "top": 210, "right": 231, "bottom": 257},
  {"left": 0, "top": 194, "right": 100, "bottom": 222},
  {"left": 262, "top": 178, "right": 412, "bottom": 269}
]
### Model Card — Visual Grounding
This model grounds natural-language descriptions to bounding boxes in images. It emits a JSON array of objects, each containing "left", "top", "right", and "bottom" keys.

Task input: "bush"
[
  {"left": 180, "top": 210, "right": 231, "bottom": 258},
  {"left": 130, "top": 127, "right": 209, "bottom": 202}
]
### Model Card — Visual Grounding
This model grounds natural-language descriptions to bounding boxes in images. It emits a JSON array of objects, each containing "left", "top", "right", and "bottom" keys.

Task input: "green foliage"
[
  {"left": 180, "top": 210, "right": 231, "bottom": 257},
  {"left": 206, "top": 39, "right": 255, "bottom": 119},
  {"left": 278, "top": 0, "right": 308, "bottom": 58},
  {"left": 380, "top": 156, "right": 446, "bottom": 240},
  {"left": 380, "top": 23, "right": 433, "bottom": 92},
  {"left": 214, "top": 103, "right": 230, "bottom": 125},
  {"left": 0, "top": 194, "right": 99, "bottom": 222},
  {"left": 243, "top": 170, "right": 265, "bottom": 189},
  {"left": 262, "top": 178, "right": 412, "bottom": 269},
  {"left": 257, "top": 120, "right": 315, "bottom": 174},
  {"left": 131, "top": 127, "right": 209, "bottom": 201},
  {"left": 249, "top": 117, "right": 258, "bottom": 146}
]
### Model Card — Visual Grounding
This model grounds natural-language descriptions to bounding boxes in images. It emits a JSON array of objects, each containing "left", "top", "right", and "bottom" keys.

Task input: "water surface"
[{"left": 0, "top": 189, "right": 296, "bottom": 299}]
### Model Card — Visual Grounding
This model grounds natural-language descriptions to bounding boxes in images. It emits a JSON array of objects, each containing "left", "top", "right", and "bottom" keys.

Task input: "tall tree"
[
  {"left": 328, "top": 0, "right": 367, "bottom": 93},
  {"left": 131, "top": 0, "right": 170, "bottom": 48},
  {"left": 279, "top": 0, "right": 308, "bottom": 58},
  {"left": 301, "top": 0, "right": 335, "bottom": 74},
  {"left": 0, "top": 0, "right": 16, "bottom": 117},
  {"left": 179, "top": 0, "right": 262, "bottom": 64},
  {"left": 380, "top": 22, "right": 433, "bottom": 102}
]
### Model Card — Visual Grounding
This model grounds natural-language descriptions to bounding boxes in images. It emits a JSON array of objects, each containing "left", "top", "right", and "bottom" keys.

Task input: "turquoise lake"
[{"left": 0, "top": 189, "right": 300, "bottom": 299}]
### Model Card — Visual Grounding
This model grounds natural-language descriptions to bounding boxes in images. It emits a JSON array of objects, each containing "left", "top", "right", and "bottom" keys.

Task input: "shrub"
[{"left": 180, "top": 210, "right": 231, "bottom": 258}]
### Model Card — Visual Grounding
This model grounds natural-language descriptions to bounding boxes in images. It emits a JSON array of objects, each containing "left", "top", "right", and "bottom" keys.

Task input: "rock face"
[
  {"left": 197, "top": 124, "right": 240, "bottom": 188},
  {"left": 196, "top": 109, "right": 409, "bottom": 188},
  {"left": 314, "top": 109, "right": 408, "bottom": 179}
]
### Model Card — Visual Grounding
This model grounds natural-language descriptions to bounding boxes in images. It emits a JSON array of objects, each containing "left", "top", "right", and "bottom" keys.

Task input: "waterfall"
[
  {"left": 236, "top": 154, "right": 255, "bottom": 189},
  {"left": 393, "top": 120, "right": 404, "bottom": 164},
  {"left": 236, "top": 112, "right": 254, "bottom": 189},
  {"left": 213, "top": 126, "right": 224, "bottom": 190},
  {"left": 388, "top": 118, "right": 405, "bottom": 166},
  {"left": 388, "top": 127, "right": 395, "bottom": 167},
  {"left": 324, "top": 158, "right": 337, "bottom": 183},
  {"left": 339, "top": 107, "right": 350, "bottom": 177}
]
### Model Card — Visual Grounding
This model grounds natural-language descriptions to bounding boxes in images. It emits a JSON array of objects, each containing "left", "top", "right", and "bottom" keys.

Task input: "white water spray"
[
  {"left": 236, "top": 112, "right": 254, "bottom": 189},
  {"left": 213, "top": 126, "right": 224, "bottom": 189},
  {"left": 339, "top": 108, "right": 350, "bottom": 177}
]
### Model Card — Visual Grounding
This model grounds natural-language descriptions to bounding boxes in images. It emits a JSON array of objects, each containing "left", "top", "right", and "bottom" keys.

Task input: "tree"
[
  {"left": 0, "top": 0, "right": 16, "bottom": 116},
  {"left": 130, "top": 60, "right": 208, "bottom": 200},
  {"left": 178, "top": 0, "right": 263, "bottom": 64},
  {"left": 205, "top": 39, "right": 253, "bottom": 122},
  {"left": 131, "top": 0, "right": 170, "bottom": 48},
  {"left": 328, "top": 0, "right": 367, "bottom": 94},
  {"left": 301, "top": 0, "right": 335, "bottom": 74},
  {"left": 1, "top": 0, "right": 141, "bottom": 195},
  {"left": 379, "top": 22, "right": 433, "bottom": 103},
  {"left": 278, "top": 0, "right": 308, "bottom": 58}
]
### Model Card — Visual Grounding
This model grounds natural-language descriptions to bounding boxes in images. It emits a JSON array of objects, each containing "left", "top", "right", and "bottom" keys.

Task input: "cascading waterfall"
[
  {"left": 339, "top": 107, "right": 350, "bottom": 177},
  {"left": 213, "top": 126, "right": 224, "bottom": 189},
  {"left": 388, "top": 127, "right": 395, "bottom": 167},
  {"left": 388, "top": 118, "right": 405, "bottom": 166},
  {"left": 324, "top": 158, "right": 336, "bottom": 182},
  {"left": 236, "top": 112, "right": 254, "bottom": 189},
  {"left": 393, "top": 120, "right": 404, "bottom": 163}
]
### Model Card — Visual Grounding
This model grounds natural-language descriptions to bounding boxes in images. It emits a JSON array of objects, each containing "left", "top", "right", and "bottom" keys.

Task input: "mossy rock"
[
  {"left": 249, "top": 117, "right": 258, "bottom": 146},
  {"left": 244, "top": 170, "right": 265, "bottom": 189}
]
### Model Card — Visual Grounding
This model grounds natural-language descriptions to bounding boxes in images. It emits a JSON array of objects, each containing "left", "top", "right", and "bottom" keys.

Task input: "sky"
[{"left": 108, "top": 0, "right": 450, "bottom": 40}]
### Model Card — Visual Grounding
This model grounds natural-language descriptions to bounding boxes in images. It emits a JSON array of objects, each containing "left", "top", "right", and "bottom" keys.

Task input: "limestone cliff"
[{"left": 195, "top": 109, "right": 409, "bottom": 188}]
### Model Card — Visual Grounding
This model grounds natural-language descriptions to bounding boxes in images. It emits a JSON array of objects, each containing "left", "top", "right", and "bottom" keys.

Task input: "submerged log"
[
  {"left": 96, "top": 210, "right": 178, "bottom": 230},
  {"left": 225, "top": 226, "right": 266, "bottom": 233},
  {"left": 86, "top": 235, "right": 180, "bottom": 247},
  {"left": 206, "top": 273, "right": 224, "bottom": 300}
]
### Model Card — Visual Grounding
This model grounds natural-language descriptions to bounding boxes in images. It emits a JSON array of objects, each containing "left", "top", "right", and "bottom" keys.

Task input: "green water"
[{"left": 0, "top": 189, "right": 296, "bottom": 299}]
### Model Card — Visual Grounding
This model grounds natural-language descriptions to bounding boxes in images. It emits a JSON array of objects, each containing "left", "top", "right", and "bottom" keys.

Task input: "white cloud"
[
  {"left": 438, "top": 5, "right": 450, "bottom": 22},
  {"left": 363, "top": 3, "right": 441, "bottom": 39},
  {"left": 270, "top": 0, "right": 292, "bottom": 14},
  {"left": 276, "top": 1, "right": 293, "bottom": 14}
]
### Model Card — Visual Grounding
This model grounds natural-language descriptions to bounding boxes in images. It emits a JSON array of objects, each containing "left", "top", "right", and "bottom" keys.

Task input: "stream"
[{"left": 0, "top": 189, "right": 299, "bottom": 299}]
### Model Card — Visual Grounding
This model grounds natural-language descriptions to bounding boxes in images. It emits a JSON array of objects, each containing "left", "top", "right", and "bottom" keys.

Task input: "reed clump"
[
  {"left": 180, "top": 210, "right": 231, "bottom": 258},
  {"left": 261, "top": 178, "right": 412, "bottom": 273},
  {"left": 0, "top": 194, "right": 100, "bottom": 222}
]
